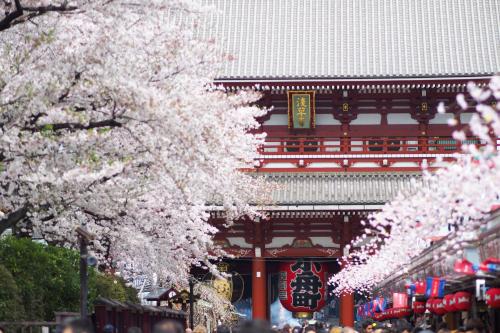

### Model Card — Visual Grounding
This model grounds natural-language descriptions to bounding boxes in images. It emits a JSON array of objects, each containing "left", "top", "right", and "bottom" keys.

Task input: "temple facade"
[{"left": 202, "top": 0, "right": 500, "bottom": 326}]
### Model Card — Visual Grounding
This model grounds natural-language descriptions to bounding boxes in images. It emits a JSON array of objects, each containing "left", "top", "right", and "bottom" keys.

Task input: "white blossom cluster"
[
  {"left": 193, "top": 282, "right": 236, "bottom": 326},
  {"left": 0, "top": 0, "right": 271, "bottom": 284},
  {"left": 330, "top": 77, "right": 500, "bottom": 295}
]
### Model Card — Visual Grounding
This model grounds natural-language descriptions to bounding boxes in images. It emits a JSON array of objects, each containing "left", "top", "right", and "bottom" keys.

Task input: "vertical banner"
[
  {"left": 287, "top": 91, "right": 316, "bottom": 129},
  {"left": 393, "top": 293, "right": 408, "bottom": 309},
  {"left": 425, "top": 277, "right": 446, "bottom": 298}
]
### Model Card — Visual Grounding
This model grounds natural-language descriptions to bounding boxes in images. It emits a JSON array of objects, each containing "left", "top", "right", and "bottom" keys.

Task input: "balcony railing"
[{"left": 260, "top": 136, "right": 490, "bottom": 155}]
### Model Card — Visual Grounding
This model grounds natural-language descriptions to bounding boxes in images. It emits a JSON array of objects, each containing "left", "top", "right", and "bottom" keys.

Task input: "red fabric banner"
[{"left": 393, "top": 292, "right": 408, "bottom": 309}]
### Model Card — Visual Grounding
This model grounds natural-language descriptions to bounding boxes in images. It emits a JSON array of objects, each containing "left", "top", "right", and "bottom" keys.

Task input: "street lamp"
[
  {"left": 189, "top": 278, "right": 195, "bottom": 330},
  {"left": 76, "top": 226, "right": 96, "bottom": 319}
]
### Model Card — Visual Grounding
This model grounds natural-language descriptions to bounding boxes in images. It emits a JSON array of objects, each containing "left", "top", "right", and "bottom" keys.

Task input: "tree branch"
[
  {"left": 0, "top": 205, "right": 28, "bottom": 234},
  {"left": 0, "top": 0, "right": 23, "bottom": 31},
  {"left": 0, "top": 0, "right": 78, "bottom": 32},
  {"left": 32, "top": 118, "right": 122, "bottom": 132}
]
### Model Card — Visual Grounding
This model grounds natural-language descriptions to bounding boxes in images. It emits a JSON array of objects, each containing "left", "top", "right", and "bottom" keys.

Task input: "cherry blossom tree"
[
  {"left": 330, "top": 77, "right": 500, "bottom": 295},
  {"left": 0, "top": 0, "right": 271, "bottom": 283}
]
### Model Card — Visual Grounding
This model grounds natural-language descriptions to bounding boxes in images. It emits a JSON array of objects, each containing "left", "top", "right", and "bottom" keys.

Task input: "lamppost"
[
  {"left": 76, "top": 226, "right": 96, "bottom": 319},
  {"left": 189, "top": 278, "right": 195, "bottom": 330}
]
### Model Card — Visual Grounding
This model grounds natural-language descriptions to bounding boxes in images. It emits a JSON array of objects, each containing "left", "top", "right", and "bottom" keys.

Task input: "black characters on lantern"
[{"left": 290, "top": 261, "right": 323, "bottom": 309}]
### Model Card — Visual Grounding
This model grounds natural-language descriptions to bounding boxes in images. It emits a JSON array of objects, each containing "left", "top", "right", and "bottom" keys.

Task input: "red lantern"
[
  {"left": 453, "top": 292, "right": 471, "bottom": 311},
  {"left": 433, "top": 299, "right": 447, "bottom": 316},
  {"left": 413, "top": 301, "right": 426, "bottom": 314},
  {"left": 485, "top": 288, "right": 500, "bottom": 308},
  {"left": 426, "top": 298, "right": 435, "bottom": 313},
  {"left": 443, "top": 294, "right": 457, "bottom": 312},
  {"left": 393, "top": 292, "right": 408, "bottom": 308},
  {"left": 278, "top": 261, "right": 328, "bottom": 314}
]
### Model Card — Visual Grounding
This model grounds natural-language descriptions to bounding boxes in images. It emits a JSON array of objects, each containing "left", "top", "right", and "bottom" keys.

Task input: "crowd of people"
[
  {"left": 7, "top": 316, "right": 484, "bottom": 333},
  {"left": 232, "top": 318, "right": 489, "bottom": 333}
]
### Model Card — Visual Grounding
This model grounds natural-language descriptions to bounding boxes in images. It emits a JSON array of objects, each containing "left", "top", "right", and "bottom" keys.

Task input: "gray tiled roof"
[
  {"left": 262, "top": 172, "right": 422, "bottom": 205},
  {"left": 203, "top": 0, "right": 499, "bottom": 79}
]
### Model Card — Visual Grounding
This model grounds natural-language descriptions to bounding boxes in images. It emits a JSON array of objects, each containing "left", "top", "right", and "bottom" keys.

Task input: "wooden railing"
[{"left": 260, "top": 136, "right": 489, "bottom": 155}]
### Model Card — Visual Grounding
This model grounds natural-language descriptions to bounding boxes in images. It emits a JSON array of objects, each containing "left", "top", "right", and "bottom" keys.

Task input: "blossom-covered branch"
[
  {"left": 330, "top": 77, "right": 500, "bottom": 295},
  {"left": 0, "top": 0, "right": 272, "bottom": 284}
]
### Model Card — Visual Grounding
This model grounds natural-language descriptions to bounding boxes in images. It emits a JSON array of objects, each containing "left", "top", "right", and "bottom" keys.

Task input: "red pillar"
[
  {"left": 252, "top": 257, "right": 267, "bottom": 320},
  {"left": 340, "top": 292, "right": 355, "bottom": 327},
  {"left": 340, "top": 215, "right": 354, "bottom": 327}
]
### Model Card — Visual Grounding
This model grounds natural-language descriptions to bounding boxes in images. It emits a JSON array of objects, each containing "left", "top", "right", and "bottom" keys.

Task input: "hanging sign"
[
  {"left": 414, "top": 280, "right": 426, "bottom": 295},
  {"left": 485, "top": 288, "right": 500, "bottom": 308},
  {"left": 479, "top": 258, "right": 500, "bottom": 273},
  {"left": 356, "top": 305, "right": 364, "bottom": 321},
  {"left": 279, "top": 260, "right": 328, "bottom": 314},
  {"left": 454, "top": 259, "right": 477, "bottom": 275},
  {"left": 376, "top": 297, "right": 387, "bottom": 312},
  {"left": 454, "top": 258, "right": 500, "bottom": 276},
  {"left": 425, "top": 277, "right": 446, "bottom": 298},
  {"left": 363, "top": 303, "right": 372, "bottom": 318},
  {"left": 287, "top": 91, "right": 316, "bottom": 129},
  {"left": 393, "top": 293, "right": 408, "bottom": 308}
]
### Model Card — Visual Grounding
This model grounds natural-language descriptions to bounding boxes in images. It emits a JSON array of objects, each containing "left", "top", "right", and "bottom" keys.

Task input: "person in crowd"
[
  {"left": 61, "top": 319, "right": 95, "bottom": 333},
  {"left": 103, "top": 324, "right": 114, "bottom": 333},
  {"left": 281, "top": 324, "right": 292, "bottom": 333},
  {"left": 192, "top": 325, "right": 206, "bottom": 333},
  {"left": 315, "top": 322, "right": 327, "bottom": 333},
  {"left": 435, "top": 322, "right": 449, "bottom": 333},
  {"left": 292, "top": 326, "right": 302, "bottom": 333},
  {"left": 235, "top": 320, "right": 275, "bottom": 333},
  {"left": 153, "top": 320, "right": 184, "bottom": 333},
  {"left": 304, "top": 325, "right": 316, "bottom": 333},
  {"left": 396, "top": 323, "right": 413, "bottom": 333},
  {"left": 464, "top": 318, "right": 485, "bottom": 333},
  {"left": 0, "top": 326, "right": 4, "bottom": 333},
  {"left": 127, "top": 326, "right": 142, "bottom": 333},
  {"left": 374, "top": 328, "right": 395, "bottom": 333},
  {"left": 343, "top": 327, "right": 357, "bottom": 333},
  {"left": 362, "top": 320, "right": 375, "bottom": 333},
  {"left": 216, "top": 325, "right": 231, "bottom": 333},
  {"left": 329, "top": 326, "right": 342, "bottom": 333}
]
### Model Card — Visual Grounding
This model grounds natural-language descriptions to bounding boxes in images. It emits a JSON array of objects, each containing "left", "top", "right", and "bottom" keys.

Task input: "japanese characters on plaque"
[
  {"left": 279, "top": 260, "right": 328, "bottom": 313},
  {"left": 287, "top": 91, "right": 316, "bottom": 129}
]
